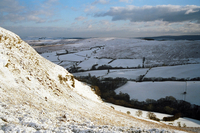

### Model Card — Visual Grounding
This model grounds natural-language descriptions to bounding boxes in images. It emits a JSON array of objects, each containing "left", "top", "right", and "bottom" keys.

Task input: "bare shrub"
[
  {"left": 135, "top": 110, "right": 143, "bottom": 117},
  {"left": 183, "top": 123, "right": 187, "bottom": 127},
  {"left": 110, "top": 106, "right": 115, "bottom": 110},
  {"left": 127, "top": 111, "right": 131, "bottom": 115},
  {"left": 147, "top": 112, "right": 160, "bottom": 121},
  {"left": 58, "top": 74, "right": 75, "bottom": 87},
  {"left": 177, "top": 122, "right": 181, "bottom": 127}
]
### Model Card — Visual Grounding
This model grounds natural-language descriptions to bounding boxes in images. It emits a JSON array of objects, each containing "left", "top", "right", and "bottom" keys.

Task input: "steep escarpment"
[{"left": 0, "top": 27, "right": 186, "bottom": 132}]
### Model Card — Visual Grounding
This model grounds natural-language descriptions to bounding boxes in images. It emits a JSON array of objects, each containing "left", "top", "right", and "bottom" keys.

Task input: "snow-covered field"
[
  {"left": 115, "top": 81, "right": 200, "bottom": 106},
  {"left": 145, "top": 64, "right": 200, "bottom": 80},
  {"left": 109, "top": 59, "right": 143, "bottom": 68},
  {"left": 105, "top": 69, "right": 148, "bottom": 80},
  {"left": 78, "top": 57, "right": 112, "bottom": 70}
]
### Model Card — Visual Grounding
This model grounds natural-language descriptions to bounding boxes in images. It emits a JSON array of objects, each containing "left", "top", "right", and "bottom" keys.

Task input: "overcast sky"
[{"left": 1, "top": 0, "right": 200, "bottom": 38}]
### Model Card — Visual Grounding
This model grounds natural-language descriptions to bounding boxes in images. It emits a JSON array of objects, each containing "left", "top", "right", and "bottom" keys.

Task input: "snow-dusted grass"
[
  {"left": 115, "top": 81, "right": 200, "bottom": 106},
  {"left": 74, "top": 79, "right": 101, "bottom": 103},
  {"left": 145, "top": 64, "right": 200, "bottom": 80},
  {"left": 1, "top": 100, "right": 181, "bottom": 133}
]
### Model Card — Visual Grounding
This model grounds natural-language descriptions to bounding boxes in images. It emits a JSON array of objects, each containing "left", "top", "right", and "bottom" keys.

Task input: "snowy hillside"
[{"left": 0, "top": 27, "right": 188, "bottom": 132}]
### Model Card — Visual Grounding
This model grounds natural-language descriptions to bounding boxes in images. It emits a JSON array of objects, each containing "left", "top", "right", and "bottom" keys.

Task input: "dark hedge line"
[
  {"left": 163, "top": 113, "right": 181, "bottom": 121},
  {"left": 143, "top": 77, "right": 200, "bottom": 81}
]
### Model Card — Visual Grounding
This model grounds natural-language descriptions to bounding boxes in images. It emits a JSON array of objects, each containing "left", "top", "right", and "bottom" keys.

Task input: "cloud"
[
  {"left": 0, "top": 0, "right": 24, "bottom": 23},
  {"left": 48, "top": 19, "right": 61, "bottom": 23},
  {"left": 119, "top": 0, "right": 133, "bottom": 3},
  {"left": 75, "top": 16, "right": 87, "bottom": 21},
  {"left": 88, "top": 25, "right": 93, "bottom": 29},
  {"left": 84, "top": 5, "right": 96, "bottom": 12},
  {"left": 36, "top": 0, "right": 59, "bottom": 16},
  {"left": 71, "top": 7, "right": 78, "bottom": 11},
  {"left": 0, "top": 0, "right": 59, "bottom": 23},
  {"left": 27, "top": 15, "right": 46, "bottom": 23},
  {"left": 3, "top": 20, "right": 200, "bottom": 38},
  {"left": 185, "top": 9, "right": 199, "bottom": 14},
  {"left": 85, "top": 0, "right": 109, "bottom": 14},
  {"left": 0, "top": 0, "right": 24, "bottom": 13},
  {"left": 95, "top": 5, "right": 200, "bottom": 23},
  {"left": 100, "top": 20, "right": 111, "bottom": 25},
  {"left": 92, "top": 0, "right": 110, "bottom": 5}
]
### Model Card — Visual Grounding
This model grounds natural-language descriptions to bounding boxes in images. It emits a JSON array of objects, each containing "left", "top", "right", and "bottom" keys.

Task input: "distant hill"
[{"left": 139, "top": 35, "right": 200, "bottom": 41}]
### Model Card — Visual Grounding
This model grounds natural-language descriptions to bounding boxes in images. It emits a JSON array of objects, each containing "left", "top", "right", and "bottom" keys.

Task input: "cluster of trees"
[{"left": 76, "top": 75, "right": 127, "bottom": 98}]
